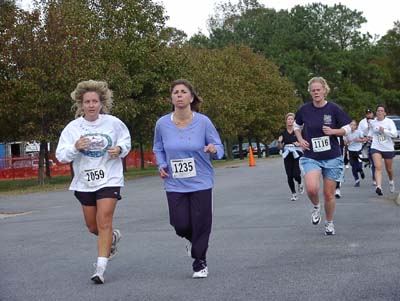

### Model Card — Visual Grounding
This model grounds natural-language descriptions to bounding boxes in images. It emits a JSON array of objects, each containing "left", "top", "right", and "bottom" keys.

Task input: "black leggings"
[{"left": 284, "top": 154, "right": 302, "bottom": 193}]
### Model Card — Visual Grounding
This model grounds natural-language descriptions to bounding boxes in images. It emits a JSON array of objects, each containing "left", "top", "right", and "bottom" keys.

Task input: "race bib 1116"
[{"left": 311, "top": 136, "right": 331, "bottom": 152}]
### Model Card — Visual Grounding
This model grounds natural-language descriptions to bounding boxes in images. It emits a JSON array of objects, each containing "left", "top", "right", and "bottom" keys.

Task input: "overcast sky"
[
  {"left": 158, "top": 0, "right": 399, "bottom": 38},
  {"left": 18, "top": 0, "right": 399, "bottom": 38}
]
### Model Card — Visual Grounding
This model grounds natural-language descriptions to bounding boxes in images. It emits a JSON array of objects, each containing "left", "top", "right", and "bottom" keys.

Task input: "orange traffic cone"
[{"left": 249, "top": 146, "right": 256, "bottom": 167}]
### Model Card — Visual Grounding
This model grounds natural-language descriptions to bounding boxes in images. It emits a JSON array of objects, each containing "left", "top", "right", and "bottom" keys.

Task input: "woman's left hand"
[
  {"left": 204, "top": 143, "right": 217, "bottom": 154},
  {"left": 108, "top": 146, "right": 121, "bottom": 159},
  {"left": 322, "top": 126, "right": 334, "bottom": 135}
]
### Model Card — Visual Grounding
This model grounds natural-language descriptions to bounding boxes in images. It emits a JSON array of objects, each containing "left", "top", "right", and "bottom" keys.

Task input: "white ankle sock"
[{"left": 97, "top": 257, "right": 108, "bottom": 268}]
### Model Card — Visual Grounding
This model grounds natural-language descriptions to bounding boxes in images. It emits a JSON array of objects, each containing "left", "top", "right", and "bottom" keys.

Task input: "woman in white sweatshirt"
[
  {"left": 56, "top": 80, "right": 131, "bottom": 284},
  {"left": 369, "top": 104, "right": 397, "bottom": 196}
]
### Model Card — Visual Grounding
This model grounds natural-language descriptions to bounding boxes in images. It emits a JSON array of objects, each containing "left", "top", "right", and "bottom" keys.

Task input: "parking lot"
[{"left": 1, "top": 157, "right": 400, "bottom": 300}]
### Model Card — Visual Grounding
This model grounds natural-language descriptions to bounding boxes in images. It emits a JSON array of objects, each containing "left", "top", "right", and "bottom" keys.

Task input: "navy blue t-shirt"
[{"left": 295, "top": 101, "right": 351, "bottom": 160}]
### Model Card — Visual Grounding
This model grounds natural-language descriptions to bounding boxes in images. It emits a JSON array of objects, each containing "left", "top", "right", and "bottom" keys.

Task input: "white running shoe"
[
  {"left": 311, "top": 207, "right": 321, "bottom": 225},
  {"left": 185, "top": 241, "right": 192, "bottom": 257},
  {"left": 290, "top": 193, "right": 298, "bottom": 201},
  {"left": 389, "top": 181, "right": 395, "bottom": 193},
  {"left": 192, "top": 267, "right": 208, "bottom": 279},
  {"left": 298, "top": 183, "right": 304, "bottom": 194},
  {"left": 335, "top": 188, "right": 341, "bottom": 199},
  {"left": 325, "top": 222, "right": 336, "bottom": 236},
  {"left": 109, "top": 229, "right": 121, "bottom": 260},
  {"left": 91, "top": 264, "right": 105, "bottom": 284}
]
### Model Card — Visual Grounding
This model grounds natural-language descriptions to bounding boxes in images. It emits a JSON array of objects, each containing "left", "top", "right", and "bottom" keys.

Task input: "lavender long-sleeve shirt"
[{"left": 153, "top": 112, "right": 224, "bottom": 193}]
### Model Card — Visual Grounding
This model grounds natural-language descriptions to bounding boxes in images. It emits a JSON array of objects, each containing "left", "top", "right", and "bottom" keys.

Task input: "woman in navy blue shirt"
[{"left": 294, "top": 77, "right": 351, "bottom": 236}]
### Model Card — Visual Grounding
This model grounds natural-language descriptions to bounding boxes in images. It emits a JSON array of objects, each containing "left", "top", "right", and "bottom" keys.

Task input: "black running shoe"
[{"left": 376, "top": 186, "right": 383, "bottom": 196}]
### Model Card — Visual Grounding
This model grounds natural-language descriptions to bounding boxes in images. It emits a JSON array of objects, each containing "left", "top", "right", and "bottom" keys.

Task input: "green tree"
[
  {"left": 376, "top": 22, "right": 400, "bottom": 114},
  {"left": 87, "top": 0, "right": 187, "bottom": 168},
  {"left": 198, "top": 1, "right": 387, "bottom": 118},
  {"left": 181, "top": 45, "right": 300, "bottom": 159}
]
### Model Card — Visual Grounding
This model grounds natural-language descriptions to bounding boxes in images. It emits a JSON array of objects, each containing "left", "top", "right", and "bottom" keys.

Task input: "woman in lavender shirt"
[
  {"left": 294, "top": 77, "right": 351, "bottom": 236},
  {"left": 153, "top": 79, "right": 224, "bottom": 278}
]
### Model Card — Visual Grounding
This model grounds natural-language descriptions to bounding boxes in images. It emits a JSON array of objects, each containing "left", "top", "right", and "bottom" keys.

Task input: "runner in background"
[
  {"left": 358, "top": 108, "right": 376, "bottom": 185},
  {"left": 368, "top": 104, "right": 397, "bottom": 195},
  {"left": 278, "top": 113, "right": 304, "bottom": 201},
  {"left": 344, "top": 120, "right": 366, "bottom": 187},
  {"left": 334, "top": 136, "right": 345, "bottom": 199}
]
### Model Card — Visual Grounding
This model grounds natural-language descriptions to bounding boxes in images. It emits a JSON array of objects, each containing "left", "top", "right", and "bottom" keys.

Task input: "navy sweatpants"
[{"left": 166, "top": 188, "right": 212, "bottom": 271}]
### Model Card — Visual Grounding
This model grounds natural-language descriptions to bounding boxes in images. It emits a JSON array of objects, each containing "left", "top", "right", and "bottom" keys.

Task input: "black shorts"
[
  {"left": 370, "top": 149, "right": 395, "bottom": 159},
  {"left": 74, "top": 187, "right": 122, "bottom": 206}
]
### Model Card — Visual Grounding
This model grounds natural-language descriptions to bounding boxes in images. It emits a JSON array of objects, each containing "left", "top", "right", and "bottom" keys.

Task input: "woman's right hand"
[
  {"left": 75, "top": 137, "right": 90, "bottom": 150},
  {"left": 299, "top": 138, "right": 310, "bottom": 150},
  {"left": 278, "top": 136, "right": 283, "bottom": 149}
]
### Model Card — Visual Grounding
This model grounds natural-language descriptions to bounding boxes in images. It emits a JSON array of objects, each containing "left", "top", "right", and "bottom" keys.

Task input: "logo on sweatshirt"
[
  {"left": 323, "top": 114, "right": 332, "bottom": 125},
  {"left": 80, "top": 133, "right": 112, "bottom": 157}
]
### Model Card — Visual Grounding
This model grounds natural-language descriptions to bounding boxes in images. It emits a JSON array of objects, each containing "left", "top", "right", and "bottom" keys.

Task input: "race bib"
[
  {"left": 170, "top": 158, "right": 196, "bottom": 179},
  {"left": 377, "top": 133, "right": 387, "bottom": 143},
  {"left": 80, "top": 166, "right": 107, "bottom": 187},
  {"left": 311, "top": 136, "right": 331, "bottom": 152}
]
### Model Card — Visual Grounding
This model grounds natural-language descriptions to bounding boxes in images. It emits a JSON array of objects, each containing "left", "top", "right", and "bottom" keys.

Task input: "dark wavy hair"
[
  {"left": 170, "top": 79, "right": 203, "bottom": 112},
  {"left": 376, "top": 104, "right": 387, "bottom": 113}
]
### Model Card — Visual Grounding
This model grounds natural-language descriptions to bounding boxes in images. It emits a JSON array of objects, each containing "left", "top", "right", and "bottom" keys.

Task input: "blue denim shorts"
[{"left": 300, "top": 156, "right": 344, "bottom": 182}]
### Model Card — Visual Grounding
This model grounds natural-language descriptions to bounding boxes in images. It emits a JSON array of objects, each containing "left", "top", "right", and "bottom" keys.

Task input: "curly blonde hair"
[
  {"left": 307, "top": 76, "right": 331, "bottom": 97},
  {"left": 71, "top": 80, "right": 113, "bottom": 118}
]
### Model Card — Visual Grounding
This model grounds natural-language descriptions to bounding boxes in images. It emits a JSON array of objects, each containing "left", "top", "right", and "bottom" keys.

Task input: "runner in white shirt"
[
  {"left": 56, "top": 80, "right": 131, "bottom": 284},
  {"left": 358, "top": 108, "right": 376, "bottom": 184},
  {"left": 358, "top": 108, "right": 374, "bottom": 136},
  {"left": 368, "top": 105, "right": 397, "bottom": 195},
  {"left": 344, "top": 120, "right": 366, "bottom": 187}
]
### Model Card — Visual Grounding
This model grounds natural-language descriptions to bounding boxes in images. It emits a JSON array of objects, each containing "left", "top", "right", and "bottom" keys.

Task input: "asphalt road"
[{"left": 1, "top": 156, "right": 400, "bottom": 301}]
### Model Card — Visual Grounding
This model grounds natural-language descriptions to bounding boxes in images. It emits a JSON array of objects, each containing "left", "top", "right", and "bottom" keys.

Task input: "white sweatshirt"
[
  {"left": 368, "top": 117, "right": 398, "bottom": 152},
  {"left": 56, "top": 114, "right": 131, "bottom": 191},
  {"left": 358, "top": 117, "right": 371, "bottom": 137}
]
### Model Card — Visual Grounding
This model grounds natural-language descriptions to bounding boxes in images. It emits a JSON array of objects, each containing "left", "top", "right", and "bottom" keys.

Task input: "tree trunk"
[
  {"left": 44, "top": 142, "right": 51, "bottom": 178},
  {"left": 122, "top": 156, "right": 127, "bottom": 172},
  {"left": 139, "top": 140, "right": 145, "bottom": 169},
  {"left": 224, "top": 139, "right": 230, "bottom": 160},
  {"left": 238, "top": 135, "right": 245, "bottom": 160},
  {"left": 256, "top": 139, "right": 262, "bottom": 158},
  {"left": 37, "top": 141, "right": 46, "bottom": 185}
]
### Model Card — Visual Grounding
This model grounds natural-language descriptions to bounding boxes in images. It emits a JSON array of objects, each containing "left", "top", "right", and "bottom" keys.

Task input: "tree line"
[{"left": 0, "top": 0, "right": 399, "bottom": 183}]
